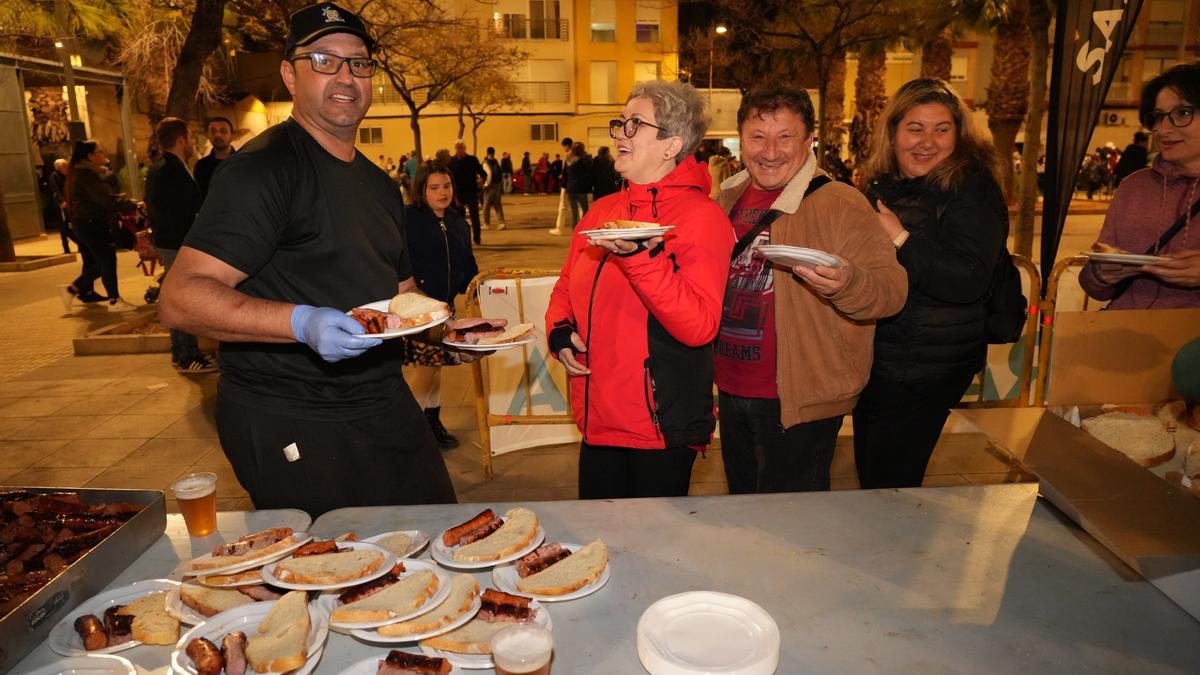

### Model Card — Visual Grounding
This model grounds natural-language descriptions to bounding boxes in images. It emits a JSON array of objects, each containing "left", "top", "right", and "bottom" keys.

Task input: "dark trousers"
[
  {"left": 483, "top": 188, "right": 505, "bottom": 226},
  {"left": 157, "top": 248, "right": 201, "bottom": 363},
  {"left": 72, "top": 221, "right": 119, "bottom": 300},
  {"left": 59, "top": 211, "right": 77, "bottom": 253},
  {"left": 461, "top": 197, "right": 482, "bottom": 244},
  {"left": 718, "top": 392, "right": 843, "bottom": 493},
  {"left": 578, "top": 442, "right": 696, "bottom": 499},
  {"left": 852, "top": 367, "right": 977, "bottom": 489},
  {"left": 566, "top": 192, "right": 589, "bottom": 228},
  {"left": 216, "top": 392, "right": 457, "bottom": 517}
]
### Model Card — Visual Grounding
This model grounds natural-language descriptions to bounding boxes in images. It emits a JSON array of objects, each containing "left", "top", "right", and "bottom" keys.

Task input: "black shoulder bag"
[
  {"left": 730, "top": 175, "right": 831, "bottom": 260},
  {"left": 1105, "top": 194, "right": 1200, "bottom": 305}
]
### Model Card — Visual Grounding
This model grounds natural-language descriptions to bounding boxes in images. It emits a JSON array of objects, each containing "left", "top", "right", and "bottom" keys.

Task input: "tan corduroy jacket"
[{"left": 717, "top": 158, "right": 909, "bottom": 426}]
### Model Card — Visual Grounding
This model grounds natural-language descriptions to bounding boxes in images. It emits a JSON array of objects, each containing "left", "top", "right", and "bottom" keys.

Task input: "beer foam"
[
  {"left": 171, "top": 474, "right": 216, "bottom": 500},
  {"left": 492, "top": 625, "right": 553, "bottom": 671}
]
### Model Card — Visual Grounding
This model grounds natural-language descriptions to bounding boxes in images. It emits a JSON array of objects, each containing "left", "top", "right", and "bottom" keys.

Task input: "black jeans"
[
  {"left": 578, "top": 442, "right": 696, "bottom": 499},
  {"left": 72, "top": 220, "right": 119, "bottom": 300},
  {"left": 483, "top": 188, "right": 505, "bottom": 226},
  {"left": 157, "top": 248, "right": 202, "bottom": 363},
  {"left": 566, "top": 192, "right": 589, "bottom": 228},
  {"left": 461, "top": 196, "right": 482, "bottom": 244},
  {"left": 216, "top": 392, "right": 457, "bottom": 517},
  {"left": 718, "top": 392, "right": 843, "bottom": 493},
  {"left": 852, "top": 367, "right": 978, "bottom": 489}
]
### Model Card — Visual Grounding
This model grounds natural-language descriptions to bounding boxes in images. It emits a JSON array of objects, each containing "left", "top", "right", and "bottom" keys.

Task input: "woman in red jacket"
[{"left": 546, "top": 80, "right": 734, "bottom": 499}]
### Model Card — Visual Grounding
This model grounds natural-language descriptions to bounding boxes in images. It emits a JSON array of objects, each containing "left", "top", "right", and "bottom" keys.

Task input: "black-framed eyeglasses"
[
  {"left": 1148, "top": 105, "right": 1196, "bottom": 129},
  {"left": 289, "top": 52, "right": 377, "bottom": 78},
  {"left": 609, "top": 117, "right": 665, "bottom": 139}
]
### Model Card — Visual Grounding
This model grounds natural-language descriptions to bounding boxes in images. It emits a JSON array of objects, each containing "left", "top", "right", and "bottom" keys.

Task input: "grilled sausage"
[
  {"left": 186, "top": 636, "right": 224, "bottom": 675},
  {"left": 74, "top": 614, "right": 107, "bottom": 651},
  {"left": 441, "top": 509, "right": 496, "bottom": 547},
  {"left": 222, "top": 631, "right": 248, "bottom": 675}
]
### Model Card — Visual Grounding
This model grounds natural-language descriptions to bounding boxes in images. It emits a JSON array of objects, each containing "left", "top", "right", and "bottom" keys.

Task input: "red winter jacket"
[{"left": 546, "top": 157, "right": 734, "bottom": 449}]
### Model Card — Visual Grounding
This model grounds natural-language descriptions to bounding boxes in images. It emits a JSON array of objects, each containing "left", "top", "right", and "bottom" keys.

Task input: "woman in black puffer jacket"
[{"left": 855, "top": 78, "right": 1009, "bottom": 488}]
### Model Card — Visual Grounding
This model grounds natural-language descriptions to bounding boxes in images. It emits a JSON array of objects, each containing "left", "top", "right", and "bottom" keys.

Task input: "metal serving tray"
[{"left": 0, "top": 487, "right": 166, "bottom": 671}]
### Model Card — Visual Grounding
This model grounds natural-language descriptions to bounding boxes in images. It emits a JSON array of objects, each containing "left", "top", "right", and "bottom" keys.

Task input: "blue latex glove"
[{"left": 290, "top": 305, "right": 382, "bottom": 362}]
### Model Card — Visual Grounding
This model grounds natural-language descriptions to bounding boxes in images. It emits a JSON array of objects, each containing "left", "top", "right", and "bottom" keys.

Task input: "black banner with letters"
[{"left": 1041, "top": 0, "right": 1145, "bottom": 287}]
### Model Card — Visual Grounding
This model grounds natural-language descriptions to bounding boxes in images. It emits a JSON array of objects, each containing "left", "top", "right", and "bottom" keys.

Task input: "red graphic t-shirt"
[{"left": 714, "top": 184, "right": 783, "bottom": 398}]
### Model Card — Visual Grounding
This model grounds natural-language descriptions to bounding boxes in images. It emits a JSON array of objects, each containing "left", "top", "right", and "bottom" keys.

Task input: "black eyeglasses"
[
  {"left": 289, "top": 52, "right": 377, "bottom": 78},
  {"left": 1147, "top": 105, "right": 1196, "bottom": 130},
  {"left": 609, "top": 117, "right": 665, "bottom": 139}
]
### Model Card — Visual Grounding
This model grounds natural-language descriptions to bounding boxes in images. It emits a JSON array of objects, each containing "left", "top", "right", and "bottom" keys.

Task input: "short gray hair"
[{"left": 627, "top": 80, "right": 708, "bottom": 164}]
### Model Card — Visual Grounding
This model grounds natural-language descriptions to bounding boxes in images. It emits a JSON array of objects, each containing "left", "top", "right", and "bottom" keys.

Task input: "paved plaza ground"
[{"left": 0, "top": 192, "right": 1110, "bottom": 511}]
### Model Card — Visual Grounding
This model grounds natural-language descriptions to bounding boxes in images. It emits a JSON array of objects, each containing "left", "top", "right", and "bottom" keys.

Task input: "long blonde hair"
[{"left": 862, "top": 78, "right": 1002, "bottom": 192}]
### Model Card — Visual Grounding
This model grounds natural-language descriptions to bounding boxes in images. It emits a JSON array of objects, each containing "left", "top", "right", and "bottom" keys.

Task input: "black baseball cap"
[{"left": 285, "top": 2, "right": 375, "bottom": 54}]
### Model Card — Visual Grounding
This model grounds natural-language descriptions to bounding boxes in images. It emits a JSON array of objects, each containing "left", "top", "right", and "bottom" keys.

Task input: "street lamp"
[{"left": 709, "top": 24, "right": 727, "bottom": 106}]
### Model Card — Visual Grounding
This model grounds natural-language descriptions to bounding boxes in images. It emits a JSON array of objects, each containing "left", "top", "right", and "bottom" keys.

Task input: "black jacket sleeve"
[{"left": 147, "top": 159, "right": 202, "bottom": 249}]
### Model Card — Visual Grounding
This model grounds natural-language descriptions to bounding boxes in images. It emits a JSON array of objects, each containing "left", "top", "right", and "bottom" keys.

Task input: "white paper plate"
[
  {"left": 580, "top": 225, "right": 675, "bottom": 241},
  {"left": 362, "top": 530, "right": 430, "bottom": 559},
  {"left": 491, "top": 543, "right": 611, "bottom": 602},
  {"left": 758, "top": 245, "right": 842, "bottom": 269},
  {"left": 431, "top": 525, "right": 546, "bottom": 570},
  {"left": 1084, "top": 251, "right": 1168, "bottom": 265},
  {"left": 349, "top": 593, "right": 482, "bottom": 643},
  {"left": 443, "top": 335, "right": 537, "bottom": 351},
  {"left": 261, "top": 541, "right": 397, "bottom": 591},
  {"left": 637, "top": 591, "right": 779, "bottom": 675},
  {"left": 185, "top": 532, "right": 313, "bottom": 577},
  {"left": 192, "top": 569, "right": 264, "bottom": 588},
  {"left": 419, "top": 601, "right": 552, "bottom": 670},
  {"left": 170, "top": 595, "right": 332, "bottom": 675},
  {"left": 49, "top": 579, "right": 181, "bottom": 656},
  {"left": 349, "top": 300, "right": 450, "bottom": 339},
  {"left": 330, "top": 560, "right": 453, "bottom": 630},
  {"left": 24, "top": 654, "right": 138, "bottom": 675},
  {"left": 337, "top": 651, "right": 466, "bottom": 675},
  {"left": 164, "top": 584, "right": 207, "bottom": 626}
]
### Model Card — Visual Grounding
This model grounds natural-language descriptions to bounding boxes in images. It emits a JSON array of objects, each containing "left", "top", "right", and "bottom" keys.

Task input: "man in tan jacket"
[{"left": 715, "top": 85, "right": 907, "bottom": 493}]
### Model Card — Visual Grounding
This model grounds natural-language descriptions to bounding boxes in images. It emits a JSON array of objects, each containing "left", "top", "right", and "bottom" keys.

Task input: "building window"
[
  {"left": 500, "top": 13, "right": 528, "bottom": 39},
  {"left": 590, "top": 61, "right": 617, "bottom": 104},
  {"left": 634, "top": 61, "right": 661, "bottom": 83},
  {"left": 358, "top": 127, "right": 383, "bottom": 144},
  {"left": 529, "top": 0, "right": 561, "bottom": 40},
  {"left": 950, "top": 56, "right": 968, "bottom": 83},
  {"left": 591, "top": 0, "right": 616, "bottom": 42},
  {"left": 531, "top": 123, "right": 559, "bottom": 141},
  {"left": 635, "top": 2, "right": 661, "bottom": 43}
]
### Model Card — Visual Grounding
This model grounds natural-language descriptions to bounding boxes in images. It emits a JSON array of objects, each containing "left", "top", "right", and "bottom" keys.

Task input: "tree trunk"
[
  {"left": 986, "top": 0, "right": 1032, "bottom": 201},
  {"left": 410, "top": 112, "right": 424, "bottom": 165},
  {"left": 851, "top": 48, "right": 888, "bottom": 168},
  {"left": 0, "top": 182, "right": 14, "bottom": 263},
  {"left": 164, "top": 0, "right": 227, "bottom": 120},
  {"left": 920, "top": 27, "right": 954, "bottom": 81},
  {"left": 815, "top": 55, "right": 830, "bottom": 163},
  {"left": 1016, "top": 0, "right": 1051, "bottom": 260},
  {"left": 456, "top": 102, "right": 466, "bottom": 143},
  {"left": 471, "top": 116, "right": 485, "bottom": 155},
  {"left": 822, "top": 50, "right": 848, "bottom": 155}
]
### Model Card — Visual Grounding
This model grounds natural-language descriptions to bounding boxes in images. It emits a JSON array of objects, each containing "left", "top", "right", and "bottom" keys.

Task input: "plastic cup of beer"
[
  {"left": 491, "top": 623, "right": 553, "bottom": 675},
  {"left": 171, "top": 472, "right": 218, "bottom": 537}
]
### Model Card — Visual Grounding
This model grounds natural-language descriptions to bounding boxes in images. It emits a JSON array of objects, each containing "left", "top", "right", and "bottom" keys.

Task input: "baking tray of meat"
[{"left": 0, "top": 487, "right": 165, "bottom": 671}]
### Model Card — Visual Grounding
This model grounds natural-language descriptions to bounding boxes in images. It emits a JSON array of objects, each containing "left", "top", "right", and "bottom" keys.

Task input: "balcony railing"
[
  {"left": 514, "top": 81, "right": 571, "bottom": 104},
  {"left": 492, "top": 17, "right": 569, "bottom": 41}
]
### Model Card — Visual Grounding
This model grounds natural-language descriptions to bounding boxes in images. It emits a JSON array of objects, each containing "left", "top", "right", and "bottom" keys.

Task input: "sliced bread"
[
  {"left": 374, "top": 532, "right": 413, "bottom": 558},
  {"left": 420, "top": 617, "right": 526, "bottom": 655},
  {"left": 378, "top": 574, "right": 479, "bottom": 637},
  {"left": 331, "top": 569, "right": 439, "bottom": 623},
  {"left": 196, "top": 569, "right": 263, "bottom": 586},
  {"left": 517, "top": 539, "right": 607, "bottom": 596},
  {"left": 1081, "top": 412, "right": 1175, "bottom": 467},
  {"left": 246, "top": 590, "right": 310, "bottom": 673},
  {"left": 191, "top": 534, "right": 297, "bottom": 571},
  {"left": 179, "top": 583, "right": 256, "bottom": 617},
  {"left": 389, "top": 293, "right": 451, "bottom": 329},
  {"left": 452, "top": 508, "right": 539, "bottom": 563},
  {"left": 116, "top": 591, "right": 178, "bottom": 645},
  {"left": 274, "top": 549, "right": 385, "bottom": 585},
  {"left": 476, "top": 324, "right": 535, "bottom": 346}
]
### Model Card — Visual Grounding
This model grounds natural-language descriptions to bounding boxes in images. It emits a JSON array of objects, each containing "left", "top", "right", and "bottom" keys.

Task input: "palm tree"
[
  {"left": 1015, "top": 0, "right": 1052, "bottom": 258},
  {"left": 850, "top": 45, "right": 888, "bottom": 169},
  {"left": 920, "top": 27, "right": 954, "bottom": 80},
  {"left": 983, "top": 0, "right": 1031, "bottom": 201}
]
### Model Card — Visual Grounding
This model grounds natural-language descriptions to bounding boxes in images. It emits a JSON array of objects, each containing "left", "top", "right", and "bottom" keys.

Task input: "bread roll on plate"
[
  {"left": 389, "top": 293, "right": 451, "bottom": 329},
  {"left": 516, "top": 539, "right": 608, "bottom": 596},
  {"left": 1081, "top": 411, "right": 1175, "bottom": 467},
  {"left": 452, "top": 508, "right": 539, "bottom": 563}
]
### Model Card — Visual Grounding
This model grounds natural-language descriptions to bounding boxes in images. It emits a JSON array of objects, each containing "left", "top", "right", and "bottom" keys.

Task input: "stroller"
[{"left": 117, "top": 201, "right": 164, "bottom": 303}]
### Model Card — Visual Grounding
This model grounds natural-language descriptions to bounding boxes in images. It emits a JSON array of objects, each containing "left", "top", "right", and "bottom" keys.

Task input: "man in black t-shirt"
[
  {"left": 159, "top": 2, "right": 457, "bottom": 516},
  {"left": 194, "top": 117, "right": 236, "bottom": 200},
  {"left": 448, "top": 140, "right": 486, "bottom": 245}
]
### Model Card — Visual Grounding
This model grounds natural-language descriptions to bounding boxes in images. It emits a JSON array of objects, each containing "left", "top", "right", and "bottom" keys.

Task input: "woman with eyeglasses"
[
  {"left": 854, "top": 78, "right": 1010, "bottom": 489},
  {"left": 1081, "top": 63, "right": 1200, "bottom": 309},
  {"left": 546, "top": 80, "right": 733, "bottom": 499}
]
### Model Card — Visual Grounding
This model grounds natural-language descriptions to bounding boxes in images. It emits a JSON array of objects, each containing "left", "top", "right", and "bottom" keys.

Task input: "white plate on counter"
[
  {"left": 261, "top": 540, "right": 397, "bottom": 591},
  {"left": 170, "top": 595, "right": 333, "bottom": 675},
  {"left": 49, "top": 579, "right": 180, "bottom": 656},
  {"left": 1083, "top": 251, "right": 1167, "bottom": 265},
  {"left": 184, "top": 532, "right": 312, "bottom": 577},
  {"left": 163, "top": 583, "right": 206, "bottom": 626},
  {"left": 350, "top": 300, "right": 450, "bottom": 340},
  {"left": 491, "top": 543, "right": 611, "bottom": 602},
  {"left": 430, "top": 525, "right": 546, "bottom": 570},
  {"left": 419, "top": 601, "right": 552, "bottom": 670},
  {"left": 349, "top": 593, "right": 482, "bottom": 644},
  {"left": 24, "top": 654, "right": 137, "bottom": 675},
  {"left": 337, "top": 651, "right": 466, "bottom": 675},
  {"left": 362, "top": 529, "right": 430, "bottom": 559},
  {"left": 580, "top": 225, "right": 674, "bottom": 241},
  {"left": 330, "top": 560, "right": 453, "bottom": 630},
  {"left": 637, "top": 591, "right": 779, "bottom": 675}
]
